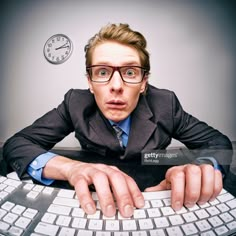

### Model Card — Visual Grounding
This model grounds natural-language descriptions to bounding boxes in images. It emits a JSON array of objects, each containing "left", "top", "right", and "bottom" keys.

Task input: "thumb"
[{"left": 144, "top": 180, "right": 168, "bottom": 192}]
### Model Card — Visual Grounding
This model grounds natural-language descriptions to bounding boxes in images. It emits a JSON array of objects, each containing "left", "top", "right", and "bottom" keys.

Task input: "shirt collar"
[{"left": 109, "top": 116, "right": 131, "bottom": 135}]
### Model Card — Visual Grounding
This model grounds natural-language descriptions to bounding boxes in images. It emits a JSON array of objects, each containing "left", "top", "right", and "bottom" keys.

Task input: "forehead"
[{"left": 92, "top": 41, "right": 141, "bottom": 65}]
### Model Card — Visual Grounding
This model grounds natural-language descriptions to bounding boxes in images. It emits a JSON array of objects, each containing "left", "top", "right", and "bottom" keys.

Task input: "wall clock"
[{"left": 43, "top": 34, "right": 73, "bottom": 64}]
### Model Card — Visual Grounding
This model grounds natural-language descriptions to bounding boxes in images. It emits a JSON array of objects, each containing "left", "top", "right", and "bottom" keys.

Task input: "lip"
[{"left": 106, "top": 99, "right": 126, "bottom": 109}]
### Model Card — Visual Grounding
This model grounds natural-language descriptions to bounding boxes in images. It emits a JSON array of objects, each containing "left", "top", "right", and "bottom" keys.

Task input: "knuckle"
[{"left": 187, "top": 164, "right": 201, "bottom": 175}]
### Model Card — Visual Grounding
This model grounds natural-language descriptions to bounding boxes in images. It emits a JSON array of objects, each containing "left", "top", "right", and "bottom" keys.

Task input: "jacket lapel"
[
  {"left": 88, "top": 110, "right": 121, "bottom": 151},
  {"left": 123, "top": 95, "right": 157, "bottom": 158}
]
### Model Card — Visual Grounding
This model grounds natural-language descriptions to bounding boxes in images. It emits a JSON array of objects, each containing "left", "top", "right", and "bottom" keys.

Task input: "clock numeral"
[
  {"left": 57, "top": 37, "right": 60, "bottom": 41},
  {"left": 52, "top": 39, "right": 55, "bottom": 43},
  {"left": 47, "top": 48, "right": 50, "bottom": 52},
  {"left": 61, "top": 55, "right": 65, "bottom": 60},
  {"left": 48, "top": 43, "right": 52, "bottom": 47},
  {"left": 65, "top": 51, "right": 69, "bottom": 55},
  {"left": 56, "top": 57, "right": 60, "bottom": 61},
  {"left": 48, "top": 53, "right": 51, "bottom": 58}
]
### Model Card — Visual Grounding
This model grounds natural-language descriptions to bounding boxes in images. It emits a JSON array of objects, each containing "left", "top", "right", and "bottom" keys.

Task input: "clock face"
[{"left": 44, "top": 34, "right": 73, "bottom": 64}]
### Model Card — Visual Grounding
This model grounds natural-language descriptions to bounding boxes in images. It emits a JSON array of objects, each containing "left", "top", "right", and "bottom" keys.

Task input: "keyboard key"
[
  {"left": 58, "top": 227, "right": 76, "bottom": 236},
  {"left": 138, "top": 218, "right": 153, "bottom": 230},
  {"left": 149, "top": 229, "right": 165, "bottom": 236},
  {"left": 147, "top": 208, "right": 161, "bottom": 218},
  {"left": 12, "top": 205, "right": 26, "bottom": 215},
  {"left": 53, "top": 197, "right": 80, "bottom": 208},
  {"left": 195, "top": 219, "right": 211, "bottom": 231},
  {"left": 217, "top": 193, "right": 234, "bottom": 203},
  {"left": 181, "top": 222, "right": 198, "bottom": 235},
  {"left": 201, "top": 230, "right": 217, "bottom": 236},
  {"left": 154, "top": 217, "right": 169, "bottom": 228},
  {"left": 169, "top": 215, "right": 184, "bottom": 225},
  {"left": 1, "top": 201, "right": 15, "bottom": 211},
  {"left": 214, "top": 225, "right": 229, "bottom": 235},
  {"left": 56, "top": 215, "right": 71, "bottom": 227},
  {"left": 122, "top": 219, "right": 137, "bottom": 230},
  {"left": 113, "top": 232, "right": 129, "bottom": 236},
  {"left": 160, "top": 206, "right": 175, "bottom": 216},
  {"left": 57, "top": 189, "right": 75, "bottom": 198},
  {"left": 0, "top": 209, "right": 7, "bottom": 219},
  {"left": 41, "top": 213, "right": 57, "bottom": 224},
  {"left": 77, "top": 230, "right": 93, "bottom": 236},
  {"left": 219, "top": 212, "right": 233, "bottom": 223},
  {"left": 195, "top": 209, "right": 210, "bottom": 219},
  {"left": 15, "top": 216, "right": 31, "bottom": 228},
  {"left": 166, "top": 226, "right": 184, "bottom": 236},
  {"left": 88, "top": 219, "right": 103, "bottom": 230},
  {"left": 87, "top": 210, "right": 101, "bottom": 219},
  {"left": 27, "top": 191, "right": 40, "bottom": 199},
  {"left": 96, "top": 232, "right": 111, "bottom": 236},
  {"left": 8, "top": 226, "right": 23, "bottom": 236},
  {"left": 208, "top": 216, "right": 223, "bottom": 227},
  {"left": 227, "top": 221, "right": 236, "bottom": 231},
  {"left": 47, "top": 204, "right": 71, "bottom": 216},
  {"left": 133, "top": 209, "right": 146, "bottom": 219},
  {"left": 34, "top": 222, "right": 59, "bottom": 236},
  {"left": 71, "top": 217, "right": 87, "bottom": 229},
  {"left": 3, "top": 212, "right": 18, "bottom": 224},
  {"left": 0, "top": 220, "right": 10, "bottom": 231},
  {"left": 23, "top": 208, "right": 38, "bottom": 219},
  {"left": 105, "top": 219, "right": 120, "bottom": 230},
  {"left": 131, "top": 231, "right": 148, "bottom": 236}
]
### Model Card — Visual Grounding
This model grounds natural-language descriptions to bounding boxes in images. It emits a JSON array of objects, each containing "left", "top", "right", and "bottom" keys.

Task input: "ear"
[
  {"left": 140, "top": 76, "right": 148, "bottom": 93},
  {"left": 87, "top": 76, "right": 94, "bottom": 94}
]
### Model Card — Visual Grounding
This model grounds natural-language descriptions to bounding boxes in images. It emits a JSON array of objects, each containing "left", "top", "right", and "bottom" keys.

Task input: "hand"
[
  {"left": 144, "top": 164, "right": 223, "bottom": 210},
  {"left": 65, "top": 162, "right": 145, "bottom": 218}
]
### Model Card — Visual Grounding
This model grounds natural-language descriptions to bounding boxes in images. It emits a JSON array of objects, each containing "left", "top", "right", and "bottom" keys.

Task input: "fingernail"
[
  {"left": 85, "top": 203, "right": 95, "bottom": 214},
  {"left": 185, "top": 202, "right": 194, "bottom": 208},
  {"left": 136, "top": 198, "right": 145, "bottom": 208},
  {"left": 106, "top": 204, "right": 115, "bottom": 217},
  {"left": 174, "top": 201, "right": 182, "bottom": 211},
  {"left": 124, "top": 204, "right": 133, "bottom": 217}
]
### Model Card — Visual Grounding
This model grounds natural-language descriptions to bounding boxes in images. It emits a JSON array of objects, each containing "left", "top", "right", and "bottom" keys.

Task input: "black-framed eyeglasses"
[{"left": 86, "top": 65, "right": 148, "bottom": 84}]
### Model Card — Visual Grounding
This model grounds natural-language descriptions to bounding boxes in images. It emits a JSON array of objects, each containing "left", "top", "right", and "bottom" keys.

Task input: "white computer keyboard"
[{"left": 0, "top": 174, "right": 236, "bottom": 236}]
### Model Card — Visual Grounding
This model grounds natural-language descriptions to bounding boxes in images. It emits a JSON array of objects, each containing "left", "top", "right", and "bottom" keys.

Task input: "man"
[{"left": 3, "top": 23, "right": 233, "bottom": 218}]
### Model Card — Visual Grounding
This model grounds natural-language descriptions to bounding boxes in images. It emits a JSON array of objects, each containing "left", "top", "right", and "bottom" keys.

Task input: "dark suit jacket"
[{"left": 3, "top": 85, "right": 233, "bottom": 190}]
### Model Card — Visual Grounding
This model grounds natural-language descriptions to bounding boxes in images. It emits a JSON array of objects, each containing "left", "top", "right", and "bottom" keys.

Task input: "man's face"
[{"left": 87, "top": 41, "right": 147, "bottom": 123}]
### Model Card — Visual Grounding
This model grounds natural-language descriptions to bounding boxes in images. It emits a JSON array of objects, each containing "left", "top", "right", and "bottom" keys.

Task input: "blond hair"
[{"left": 84, "top": 23, "right": 150, "bottom": 73}]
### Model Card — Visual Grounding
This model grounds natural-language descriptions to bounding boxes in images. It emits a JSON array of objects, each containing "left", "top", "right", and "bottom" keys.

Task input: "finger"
[
  {"left": 108, "top": 171, "right": 135, "bottom": 218},
  {"left": 74, "top": 175, "right": 96, "bottom": 215},
  {"left": 198, "top": 164, "right": 215, "bottom": 204},
  {"left": 144, "top": 180, "right": 169, "bottom": 192},
  {"left": 91, "top": 171, "right": 116, "bottom": 217},
  {"left": 210, "top": 169, "right": 223, "bottom": 201},
  {"left": 167, "top": 168, "right": 186, "bottom": 211},
  {"left": 125, "top": 175, "right": 145, "bottom": 208},
  {"left": 184, "top": 164, "right": 201, "bottom": 208}
]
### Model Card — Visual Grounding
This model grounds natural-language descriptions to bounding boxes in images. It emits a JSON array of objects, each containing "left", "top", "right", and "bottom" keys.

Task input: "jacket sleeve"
[
  {"left": 3, "top": 89, "right": 75, "bottom": 177},
  {"left": 171, "top": 92, "right": 233, "bottom": 174}
]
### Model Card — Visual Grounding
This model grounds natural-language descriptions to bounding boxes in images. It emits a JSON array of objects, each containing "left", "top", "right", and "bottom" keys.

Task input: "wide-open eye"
[
  {"left": 123, "top": 67, "right": 137, "bottom": 78},
  {"left": 96, "top": 67, "right": 110, "bottom": 77}
]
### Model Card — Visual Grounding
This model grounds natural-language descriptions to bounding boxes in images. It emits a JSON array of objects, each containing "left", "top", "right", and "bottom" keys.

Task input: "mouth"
[{"left": 106, "top": 99, "right": 126, "bottom": 109}]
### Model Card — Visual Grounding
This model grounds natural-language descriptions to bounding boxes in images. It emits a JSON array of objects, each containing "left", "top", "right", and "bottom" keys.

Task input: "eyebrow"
[{"left": 92, "top": 61, "right": 140, "bottom": 66}]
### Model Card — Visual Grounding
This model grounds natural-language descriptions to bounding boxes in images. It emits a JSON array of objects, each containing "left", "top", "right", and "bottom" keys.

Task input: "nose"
[{"left": 109, "top": 70, "right": 124, "bottom": 92}]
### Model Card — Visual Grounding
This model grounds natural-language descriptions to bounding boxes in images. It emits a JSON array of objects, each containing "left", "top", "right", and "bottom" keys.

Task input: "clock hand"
[{"left": 56, "top": 42, "right": 70, "bottom": 50}]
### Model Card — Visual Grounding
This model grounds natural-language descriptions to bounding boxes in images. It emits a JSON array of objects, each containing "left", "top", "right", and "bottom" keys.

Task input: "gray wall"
[{"left": 0, "top": 0, "right": 235, "bottom": 148}]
